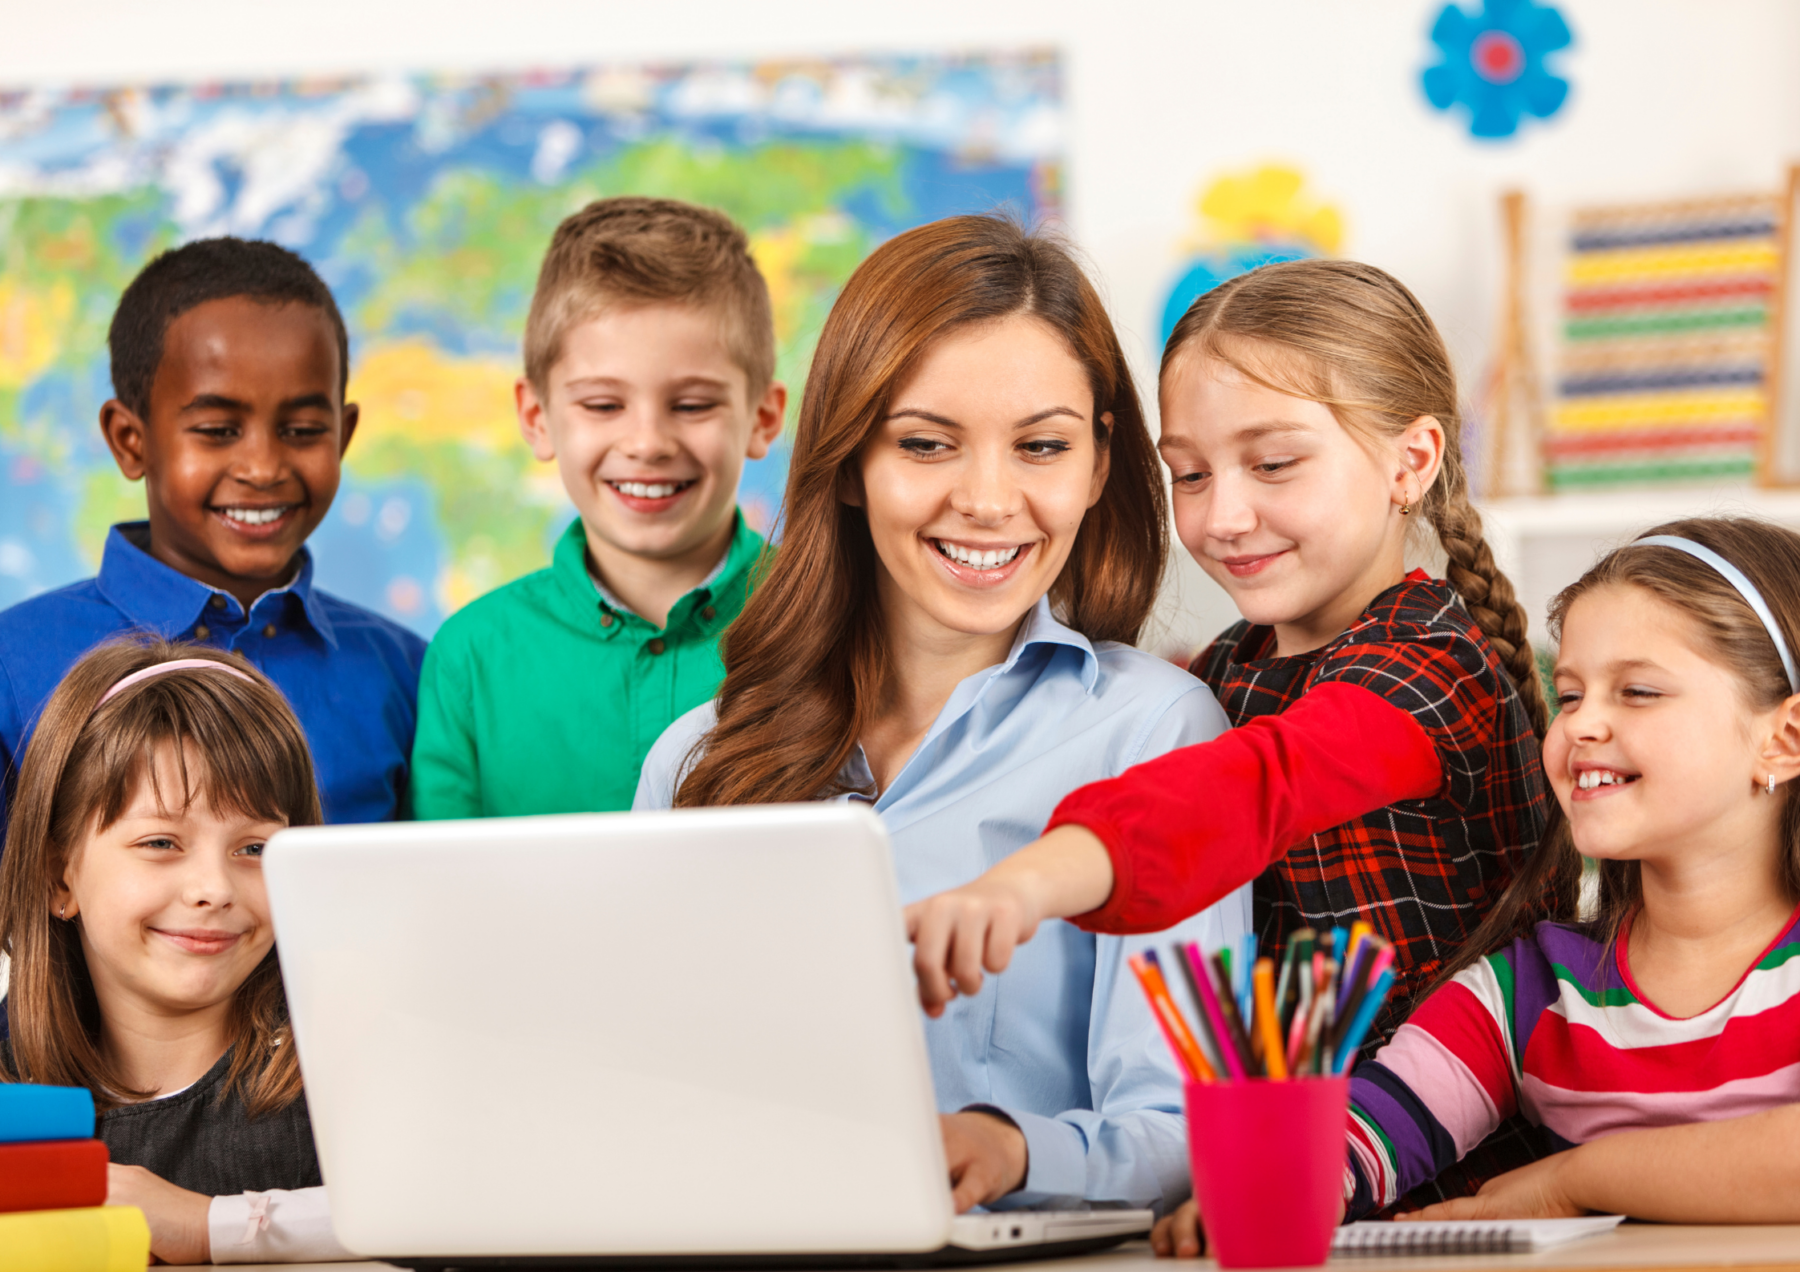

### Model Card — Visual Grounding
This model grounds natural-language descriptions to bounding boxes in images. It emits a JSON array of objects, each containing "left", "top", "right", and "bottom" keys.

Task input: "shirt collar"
[
  {"left": 95, "top": 522, "right": 336, "bottom": 648},
  {"left": 840, "top": 595, "right": 1100, "bottom": 806},
  {"left": 993, "top": 594, "right": 1101, "bottom": 693},
  {"left": 557, "top": 511, "right": 766, "bottom": 624},
  {"left": 588, "top": 532, "right": 735, "bottom": 614}
]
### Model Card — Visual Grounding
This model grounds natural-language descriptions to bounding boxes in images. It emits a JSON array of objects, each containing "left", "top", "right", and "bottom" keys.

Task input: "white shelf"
[{"left": 1477, "top": 486, "right": 1800, "bottom": 644}]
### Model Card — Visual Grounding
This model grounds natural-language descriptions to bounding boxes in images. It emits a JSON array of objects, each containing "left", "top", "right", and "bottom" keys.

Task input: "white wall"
[{"left": 9, "top": 0, "right": 1798, "bottom": 651}]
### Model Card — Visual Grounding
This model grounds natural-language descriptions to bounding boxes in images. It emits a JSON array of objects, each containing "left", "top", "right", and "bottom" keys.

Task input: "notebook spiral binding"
[{"left": 1333, "top": 1224, "right": 1527, "bottom": 1256}]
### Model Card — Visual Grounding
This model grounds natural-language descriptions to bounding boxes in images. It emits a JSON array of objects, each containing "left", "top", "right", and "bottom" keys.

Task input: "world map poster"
[{"left": 0, "top": 53, "right": 1063, "bottom": 633}]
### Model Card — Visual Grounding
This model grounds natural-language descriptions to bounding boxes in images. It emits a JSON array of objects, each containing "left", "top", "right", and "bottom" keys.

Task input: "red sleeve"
[{"left": 1049, "top": 681, "right": 1441, "bottom": 934}]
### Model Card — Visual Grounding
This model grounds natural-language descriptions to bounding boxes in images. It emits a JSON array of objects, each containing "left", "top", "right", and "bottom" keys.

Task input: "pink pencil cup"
[{"left": 1185, "top": 1076, "right": 1349, "bottom": 1268}]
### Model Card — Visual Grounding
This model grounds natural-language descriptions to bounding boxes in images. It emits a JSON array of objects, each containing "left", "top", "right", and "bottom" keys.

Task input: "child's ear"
[
  {"left": 745, "top": 380, "right": 787, "bottom": 461},
  {"left": 1086, "top": 412, "right": 1113, "bottom": 509},
  {"left": 1395, "top": 415, "right": 1447, "bottom": 505},
  {"left": 1759, "top": 693, "right": 1800, "bottom": 792},
  {"left": 99, "top": 399, "right": 151, "bottom": 482},
  {"left": 338, "top": 402, "right": 361, "bottom": 459},
  {"left": 515, "top": 377, "right": 557, "bottom": 462},
  {"left": 49, "top": 870, "right": 76, "bottom": 923}
]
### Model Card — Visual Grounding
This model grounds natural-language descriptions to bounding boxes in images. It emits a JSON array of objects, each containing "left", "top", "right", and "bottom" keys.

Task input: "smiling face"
[
  {"left": 847, "top": 315, "right": 1110, "bottom": 646},
  {"left": 55, "top": 745, "right": 281, "bottom": 1031},
  {"left": 99, "top": 297, "right": 357, "bottom": 608},
  {"left": 518, "top": 301, "right": 785, "bottom": 579},
  {"left": 1159, "top": 349, "right": 1441, "bottom": 655},
  {"left": 1545, "top": 583, "right": 1786, "bottom": 866}
]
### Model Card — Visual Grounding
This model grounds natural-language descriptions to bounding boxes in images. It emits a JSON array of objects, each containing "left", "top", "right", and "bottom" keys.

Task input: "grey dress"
[
  {"left": 2, "top": 1041, "right": 321, "bottom": 1196},
  {"left": 98, "top": 1048, "right": 322, "bottom": 1196}
]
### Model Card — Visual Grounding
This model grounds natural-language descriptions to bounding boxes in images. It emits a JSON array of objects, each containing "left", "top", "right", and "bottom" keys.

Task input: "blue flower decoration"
[{"left": 1423, "top": 0, "right": 1572, "bottom": 140}]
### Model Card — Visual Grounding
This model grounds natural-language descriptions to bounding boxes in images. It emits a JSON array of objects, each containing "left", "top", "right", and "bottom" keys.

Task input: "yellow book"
[{"left": 0, "top": 1206, "right": 150, "bottom": 1272}]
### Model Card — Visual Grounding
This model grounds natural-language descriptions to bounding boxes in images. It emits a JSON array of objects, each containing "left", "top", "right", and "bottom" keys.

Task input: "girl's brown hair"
[
  {"left": 1432, "top": 516, "right": 1800, "bottom": 988},
  {"left": 676, "top": 214, "right": 1166, "bottom": 807},
  {"left": 0, "top": 639, "right": 320, "bottom": 1115},
  {"left": 1164, "top": 259, "right": 1549, "bottom": 736}
]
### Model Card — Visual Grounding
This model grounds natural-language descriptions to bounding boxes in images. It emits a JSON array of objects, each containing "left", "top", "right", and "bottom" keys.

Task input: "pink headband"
[{"left": 98, "top": 659, "right": 258, "bottom": 707}]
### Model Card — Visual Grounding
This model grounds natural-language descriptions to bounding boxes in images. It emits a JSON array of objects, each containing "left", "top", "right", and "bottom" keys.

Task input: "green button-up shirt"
[{"left": 411, "top": 514, "right": 766, "bottom": 817}]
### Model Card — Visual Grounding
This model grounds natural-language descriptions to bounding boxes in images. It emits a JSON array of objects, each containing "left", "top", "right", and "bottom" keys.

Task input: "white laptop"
[{"left": 264, "top": 804, "right": 1152, "bottom": 1268}]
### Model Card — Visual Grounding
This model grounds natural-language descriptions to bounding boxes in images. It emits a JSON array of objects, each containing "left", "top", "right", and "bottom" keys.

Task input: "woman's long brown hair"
[
  {"left": 0, "top": 638, "right": 320, "bottom": 1115},
  {"left": 1164, "top": 259, "right": 1550, "bottom": 737},
  {"left": 676, "top": 214, "right": 1166, "bottom": 807},
  {"left": 1428, "top": 516, "right": 1800, "bottom": 992}
]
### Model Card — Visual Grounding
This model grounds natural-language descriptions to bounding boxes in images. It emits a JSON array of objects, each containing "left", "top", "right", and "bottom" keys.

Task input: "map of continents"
[{"left": 0, "top": 54, "right": 1062, "bottom": 633}]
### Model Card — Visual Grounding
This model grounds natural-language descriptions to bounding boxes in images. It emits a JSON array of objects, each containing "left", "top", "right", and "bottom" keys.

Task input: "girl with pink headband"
[{"left": 0, "top": 639, "right": 352, "bottom": 1263}]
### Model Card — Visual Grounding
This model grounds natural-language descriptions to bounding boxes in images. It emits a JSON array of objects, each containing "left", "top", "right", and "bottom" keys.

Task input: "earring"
[
  {"left": 1769, "top": 775, "right": 1779, "bottom": 796},
  {"left": 1400, "top": 499, "right": 1412, "bottom": 517},
  {"left": 57, "top": 905, "right": 65, "bottom": 919}
]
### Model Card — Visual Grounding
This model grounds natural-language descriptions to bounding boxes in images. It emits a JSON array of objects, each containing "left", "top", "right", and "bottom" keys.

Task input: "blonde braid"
[{"left": 1427, "top": 464, "right": 1549, "bottom": 737}]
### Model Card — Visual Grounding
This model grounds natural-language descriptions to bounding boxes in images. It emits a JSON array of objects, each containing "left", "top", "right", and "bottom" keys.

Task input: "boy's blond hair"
[{"left": 524, "top": 197, "right": 775, "bottom": 394}]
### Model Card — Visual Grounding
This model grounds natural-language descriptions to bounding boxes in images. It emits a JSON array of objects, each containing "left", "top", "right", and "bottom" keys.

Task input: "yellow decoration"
[{"left": 1192, "top": 164, "right": 1344, "bottom": 254}]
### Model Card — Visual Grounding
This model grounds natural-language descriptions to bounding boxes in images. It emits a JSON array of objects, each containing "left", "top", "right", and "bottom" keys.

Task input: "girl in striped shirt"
[{"left": 1155, "top": 516, "right": 1800, "bottom": 1253}]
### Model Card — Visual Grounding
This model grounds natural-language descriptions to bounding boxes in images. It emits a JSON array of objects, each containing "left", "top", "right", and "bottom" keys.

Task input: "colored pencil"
[
  {"left": 1169, "top": 941, "right": 1227, "bottom": 1075},
  {"left": 1331, "top": 941, "right": 1392, "bottom": 1052},
  {"left": 1183, "top": 943, "right": 1247, "bottom": 1081},
  {"left": 1252, "top": 959, "right": 1287, "bottom": 1079},
  {"left": 1209, "top": 951, "right": 1261, "bottom": 1078},
  {"left": 1334, "top": 968, "right": 1396, "bottom": 1074},
  {"left": 1131, "top": 953, "right": 1216, "bottom": 1083}
]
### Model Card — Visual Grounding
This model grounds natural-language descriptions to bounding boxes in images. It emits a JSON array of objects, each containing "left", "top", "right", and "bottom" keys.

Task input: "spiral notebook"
[{"left": 1332, "top": 1215, "right": 1625, "bottom": 1256}]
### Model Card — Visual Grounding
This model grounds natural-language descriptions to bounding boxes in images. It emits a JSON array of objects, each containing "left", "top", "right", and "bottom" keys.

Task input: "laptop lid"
[{"left": 265, "top": 805, "right": 954, "bottom": 1257}]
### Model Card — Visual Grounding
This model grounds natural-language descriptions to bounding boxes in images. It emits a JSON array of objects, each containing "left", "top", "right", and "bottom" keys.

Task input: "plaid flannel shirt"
[{"left": 1194, "top": 571, "right": 1552, "bottom": 1204}]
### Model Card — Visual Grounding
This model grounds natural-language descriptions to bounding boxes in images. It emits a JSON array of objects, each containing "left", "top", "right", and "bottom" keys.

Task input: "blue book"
[{"left": 0, "top": 1083, "right": 94, "bottom": 1143}]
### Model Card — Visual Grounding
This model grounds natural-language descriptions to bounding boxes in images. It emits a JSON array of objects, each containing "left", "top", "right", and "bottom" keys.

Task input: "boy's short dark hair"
[
  {"left": 108, "top": 237, "right": 350, "bottom": 419},
  {"left": 524, "top": 197, "right": 775, "bottom": 394}
]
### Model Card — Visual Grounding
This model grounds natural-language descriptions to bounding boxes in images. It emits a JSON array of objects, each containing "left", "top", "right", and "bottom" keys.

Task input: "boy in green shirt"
[{"left": 411, "top": 198, "right": 785, "bottom": 816}]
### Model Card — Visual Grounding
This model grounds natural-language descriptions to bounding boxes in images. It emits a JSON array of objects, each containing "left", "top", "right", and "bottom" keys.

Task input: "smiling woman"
[{"left": 636, "top": 215, "right": 1251, "bottom": 1217}]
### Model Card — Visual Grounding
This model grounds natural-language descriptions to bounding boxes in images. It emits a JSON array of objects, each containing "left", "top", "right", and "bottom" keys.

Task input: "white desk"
[{"left": 208, "top": 1224, "right": 1800, "bottom": 1272}]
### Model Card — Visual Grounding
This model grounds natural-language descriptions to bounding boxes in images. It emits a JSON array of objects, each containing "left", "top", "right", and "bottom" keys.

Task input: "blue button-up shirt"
[
  {"left": 0, "top": 523, "right": 427, "bottom": 834},
  {"left": 636, "top": 597, "right": 1252, "bottom": 1214}
]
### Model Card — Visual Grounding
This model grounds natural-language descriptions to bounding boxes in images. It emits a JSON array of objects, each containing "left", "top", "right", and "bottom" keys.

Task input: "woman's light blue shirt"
[{"left": 635, "top": 597, "right": 1251, "bottom": 1214}]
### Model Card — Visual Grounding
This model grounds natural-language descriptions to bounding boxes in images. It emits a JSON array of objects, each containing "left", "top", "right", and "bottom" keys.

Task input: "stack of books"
[{"left": 0, "top": 1082, "right": 149, "bottom": 1271}]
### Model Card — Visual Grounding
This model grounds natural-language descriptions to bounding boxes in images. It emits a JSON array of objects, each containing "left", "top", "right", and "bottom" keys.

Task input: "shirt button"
[
  {"left": 648, "top": 638, "right": 666, "bottom": 655},
  {"left": 600, "top": 613, "right": 614, "bottom": 628},
  {"left": 209, "top": 595, "right": 226, "bottom": 610},
  {"left": 263, "top": 624, "right": 277, "bottom": 638},
  {"left": 194, "top": 625, "right": 210, "bottom": 640},
  {"left": 701, "top": 605, "right": 716, "bottom": 622}
]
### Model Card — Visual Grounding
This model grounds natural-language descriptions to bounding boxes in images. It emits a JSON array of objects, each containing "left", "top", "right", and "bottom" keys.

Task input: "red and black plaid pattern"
[
  {"left": 1194, "top": 573, "right": 1552, "bottom": 1203},
  {"left": 1192, "top": 573, "right": 1548, "bottom": 1021}
]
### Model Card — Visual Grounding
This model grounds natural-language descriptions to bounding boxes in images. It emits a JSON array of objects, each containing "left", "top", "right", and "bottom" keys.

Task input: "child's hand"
[
  {"left": 940, "top": 1112, "right": 1029, "bottom": 1213},
  {"left": 108, "top": 1163, "right": 212, "bottom": 1264},
  {"left": 1402, "top": 1154, "right": 1585, "bottom": 1222},
  {"left": 903, "top": 825, "right": 1115, "bottom": 1015},
  {"left": 905, "top": 876, "right": 1042, "bottom": 1016},
  {"left": 1150, "top": 1199, "right": 1204, "bottom": 1258}
]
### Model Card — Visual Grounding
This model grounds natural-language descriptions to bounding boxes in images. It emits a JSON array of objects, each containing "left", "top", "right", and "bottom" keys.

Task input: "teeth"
[
  {"left": 936, "top": 541, "right": 1021, "bottom": 570},
  {"left": 1577, "top": 770, "right": 1632, "bottom": 790},
  {"left": 221, "top": 507, "right": 288, "bottom": 525},
  {"left": 613, "top": 481, "right": 687, "bottom": 499}
]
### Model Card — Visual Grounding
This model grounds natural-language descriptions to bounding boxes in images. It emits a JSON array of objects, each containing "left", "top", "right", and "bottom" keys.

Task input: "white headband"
[{"left": 1635, "top": 535, "right": 1800, "bottom": 695}]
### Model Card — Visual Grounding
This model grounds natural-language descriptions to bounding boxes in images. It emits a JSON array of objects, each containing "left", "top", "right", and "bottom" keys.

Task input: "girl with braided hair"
[{"left": 907, "top": 259, "right": 1552, "bottom": 1206}]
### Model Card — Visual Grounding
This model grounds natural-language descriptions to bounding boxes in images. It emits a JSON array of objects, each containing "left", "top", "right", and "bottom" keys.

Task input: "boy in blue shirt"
[{"left": 0, "top": 238, "right": 426, "bottom": 833}]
